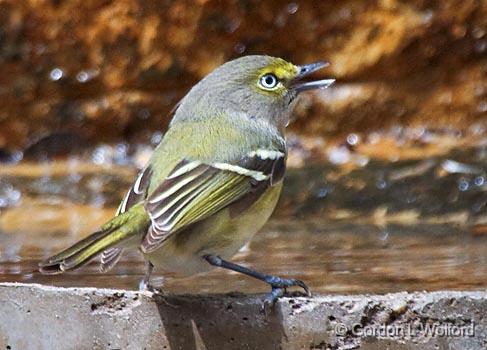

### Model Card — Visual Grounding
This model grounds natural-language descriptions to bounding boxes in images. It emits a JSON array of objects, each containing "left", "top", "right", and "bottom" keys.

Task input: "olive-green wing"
[
  {"left": 99, "top": 166, "right": 152, "bottom": 271},
  {"left": 141, "top": 149, "right": 286, "bottom": 253}
]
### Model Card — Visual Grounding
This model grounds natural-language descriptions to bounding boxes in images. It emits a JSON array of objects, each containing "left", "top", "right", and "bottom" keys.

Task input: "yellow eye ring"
[{"left": 258, "top": 73, "right": 279, "bottom": 90}]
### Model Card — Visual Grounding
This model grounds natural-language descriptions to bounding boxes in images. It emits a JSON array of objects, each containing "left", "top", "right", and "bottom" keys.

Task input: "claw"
[
  {"left": 261, "top": 287, "right": 285, "bottom": 316},
  {"left": 295, "top": 279, "right": 311, "bottom": 297},
  {"left": 202, "top": 255, "right": 311, "bottom": 314},
  {"left": 260, "top": 278, "right": 311, "bottom": 315},
  {"left": 264, "top": 276, "right": 311, "bottom": 296}
]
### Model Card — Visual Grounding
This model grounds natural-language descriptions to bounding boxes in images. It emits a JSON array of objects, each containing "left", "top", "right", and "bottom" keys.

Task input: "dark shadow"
[{"left": 154, "top": 293, "right": 287, "bottom": 350}]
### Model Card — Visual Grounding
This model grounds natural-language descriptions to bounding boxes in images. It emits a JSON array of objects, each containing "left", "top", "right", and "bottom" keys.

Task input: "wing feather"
[
  {"left": 100, "top": 165, "right": 152, "bottom": 271},
  {"left": 100, "top": 247, "right": 123, "bottom": 272},
  {"left": 141, "top": 149, "right": 286, "bottom": 253}
]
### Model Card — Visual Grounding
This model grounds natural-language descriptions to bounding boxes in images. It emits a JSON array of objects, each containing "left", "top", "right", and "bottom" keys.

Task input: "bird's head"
[{"left": 173, "top": 55, "right": 335, "bottom": 132}]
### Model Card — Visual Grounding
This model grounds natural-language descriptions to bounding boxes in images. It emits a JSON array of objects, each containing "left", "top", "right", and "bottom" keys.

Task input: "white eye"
[{"left": 259, "top": 73, "right": 279, "bottom": 90}]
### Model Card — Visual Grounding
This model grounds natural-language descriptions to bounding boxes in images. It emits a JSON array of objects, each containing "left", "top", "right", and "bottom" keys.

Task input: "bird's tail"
[{"left": 39, "top": 203, "right": 150, "bottom": 274}]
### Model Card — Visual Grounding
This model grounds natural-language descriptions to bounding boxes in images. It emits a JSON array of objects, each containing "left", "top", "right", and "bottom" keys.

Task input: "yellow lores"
[{"left": 39, "top": 55, "right": 334, "bottom": 306}]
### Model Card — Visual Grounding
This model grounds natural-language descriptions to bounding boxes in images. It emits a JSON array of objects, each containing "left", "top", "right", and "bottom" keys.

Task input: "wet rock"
[{"left": 0, "top": 0, "right": 486, "bottom": 149}]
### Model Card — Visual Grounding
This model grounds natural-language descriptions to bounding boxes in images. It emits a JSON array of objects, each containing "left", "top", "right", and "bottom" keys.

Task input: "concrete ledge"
[{"left": 1, "top": 283, "right": 486, "bottom": 349}]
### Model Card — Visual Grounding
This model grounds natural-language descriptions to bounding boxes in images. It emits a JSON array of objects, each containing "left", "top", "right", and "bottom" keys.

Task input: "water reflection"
[{"left": 1, "top": 134, "right": 487, "bottom": 294}]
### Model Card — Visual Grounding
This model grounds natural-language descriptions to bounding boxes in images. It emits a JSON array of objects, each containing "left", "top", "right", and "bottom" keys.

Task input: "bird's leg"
[
  {"left": 138, "top": 261, "right": 179, "bottom": 308},
  {"left": 139, "top": 261, "right": 155, "bottom": 292},
  {"left": 203, "top": 254, "right": 310, "bottom": 310}
]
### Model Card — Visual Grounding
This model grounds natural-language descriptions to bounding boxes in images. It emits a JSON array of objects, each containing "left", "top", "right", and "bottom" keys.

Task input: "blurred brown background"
[
  {"left": 3, "top": 0, "right": 487, "bottom": 294},
  {"left": 1, "top": 0, "right": 486, "bottom": 154}
]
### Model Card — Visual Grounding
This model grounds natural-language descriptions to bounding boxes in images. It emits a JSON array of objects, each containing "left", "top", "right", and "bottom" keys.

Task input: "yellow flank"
[{"left": 146, "top": 183, "right": 283, "bottom": 276}]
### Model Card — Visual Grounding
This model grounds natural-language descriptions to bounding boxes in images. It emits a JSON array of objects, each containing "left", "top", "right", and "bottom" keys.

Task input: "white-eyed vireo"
[{"left": 39, "top": 55, "right": 335, "bottom": 305}]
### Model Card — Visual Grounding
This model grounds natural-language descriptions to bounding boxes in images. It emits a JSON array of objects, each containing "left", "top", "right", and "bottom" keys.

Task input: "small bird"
[{"left": 39, "top": 55, "right": 334, "bottom": 305}]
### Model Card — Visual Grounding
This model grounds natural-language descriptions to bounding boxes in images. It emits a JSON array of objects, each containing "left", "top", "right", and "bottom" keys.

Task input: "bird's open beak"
[{"left": 292, "top": 61, "right": 335, "bottom": 93}]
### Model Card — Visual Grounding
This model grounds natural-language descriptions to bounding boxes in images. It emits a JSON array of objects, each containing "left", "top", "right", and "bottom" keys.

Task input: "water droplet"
[
  {"left": 151, "top": 131, "right": 163, "bottom": 145},
  {"left": 227, "top": 19, "right": 241, "bottom": 33},
  {"left": 410, "top": 127, "right": 426, "bottom": 139},
  {"left": 356, "top": 156, "right": 369, "bottom": 167},
  {"left": 116, "top": 143, "right": 128, "bottom": 156},
  {"left": 92, "top": 194, "right": 106, "bottom": 208},
  {"left": 475, "top": 40, "right": 487, "bottom": 53},
  {"left": 441, "top": 160, "right": 481, "bottom": 174},
  {"left": 234, "top": 43, "right": 246, "bottom": 54},
  {"left": 11, "top": 151, "right": 23, "bottom": 163},
  {"left": 0, "top": 183, "right": 22, "bottom": 207},
  {"left": 469, "top": 122, "right": 485, "bottom": 135},
  {"left": 458, "top": 179, "right": 469, "bottom": 191},
  {"left": 287, "top": 2, "right": 299, "bottom": 14},
  {"left": 77, "top": 69, "right": 99, "bottom": 83},
  {"left": 76, "top": 71, "right": 89, "bottom": 83},
  {"left": 77, "top": 71, "right": 91, "bottom": 84},
  {"left": 376, "top": 179, "right": 387, "bottom": 189},
  {"left": 346, "top": 133, "right": 359, "bottom": 146},
  {"left": 379, "top": 231, "right": 389, "bottom": 241},
  {"left": 92, "top": 145, "right": 112, "bottom": 165},
  {"left": 9, "top": 189, "right": 21, "bottom": 202},
  {"left": 474, "top": 176, "right": 485, "bottom": 186},
  {"left": 137, "top": 108, "right": 151, "bottom": 120},
  {"left": 49, "top": 68, "right": 64, "bottom": 81},
  {"left": 472, "top": 27, "right": 486, "bottom": 39},
  {"left": 316, "top": 186, "right": 329, "bottom": 198}
]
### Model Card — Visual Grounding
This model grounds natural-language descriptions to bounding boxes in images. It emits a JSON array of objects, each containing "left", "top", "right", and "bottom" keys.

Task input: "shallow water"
[{"left": 1, "top": 134, "right": 487, "bottom": 294}]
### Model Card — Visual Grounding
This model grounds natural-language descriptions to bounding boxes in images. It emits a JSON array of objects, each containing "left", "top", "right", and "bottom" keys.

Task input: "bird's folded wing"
[
  {"left": 141, "top": 149, "right": 286, "bottom": 253},
  {"left": 118, "top": 166, "right": 153, "bottom": 215},
  {"left": 100, "top": 165, "right": 152, "bottom": 271}
]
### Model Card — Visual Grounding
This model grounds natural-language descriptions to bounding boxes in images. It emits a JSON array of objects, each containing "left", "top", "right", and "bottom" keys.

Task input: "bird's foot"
[
  {"left": 202, "top": 255, "right": 310, "bottom": 314},
  {"left": 261, "top": 276, "right": 311, "bottom": 315}
]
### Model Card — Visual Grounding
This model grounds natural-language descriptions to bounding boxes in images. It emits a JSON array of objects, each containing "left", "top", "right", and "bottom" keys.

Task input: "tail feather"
[
  {"left": 39, "top": 226, "right": 120, "bottom": 274},
  {"left": 100, "top": 248, "right": 124, "bottom": 273},
  {"left": 39, "top": 203, "right": 150, "bottom": 274},
  {"left": 40, "top": 229, "right": 108, "bottom": 267}
]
